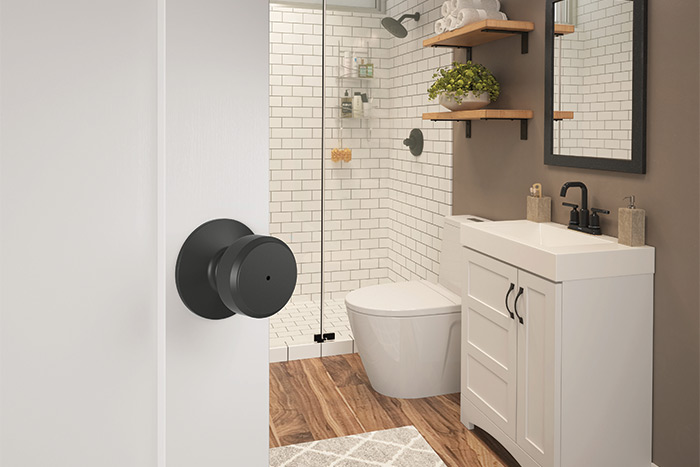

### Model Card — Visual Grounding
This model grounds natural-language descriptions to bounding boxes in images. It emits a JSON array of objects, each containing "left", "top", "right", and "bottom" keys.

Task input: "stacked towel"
[{"left": 435, "top": 0, "right": 508, "bottom": 34}]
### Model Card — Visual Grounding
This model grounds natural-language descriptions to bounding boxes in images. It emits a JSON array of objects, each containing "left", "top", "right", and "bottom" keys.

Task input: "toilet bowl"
[{"left": 346, "top": 215, "right": 490, "bottom": 399}]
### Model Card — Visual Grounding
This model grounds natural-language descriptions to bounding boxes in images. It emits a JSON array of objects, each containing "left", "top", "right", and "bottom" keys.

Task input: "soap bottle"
[
  {"left": 365, "top": 61, "right": 374, "bottom": 78},
  {"left": 618, "top": 195, "right": 645, "bottom": 246},
  {"left": 341, "top": 90, "right": 352, "bottom": 118},
  {"left": 352, "top": 92, "right": 362, "bottom": 118}
]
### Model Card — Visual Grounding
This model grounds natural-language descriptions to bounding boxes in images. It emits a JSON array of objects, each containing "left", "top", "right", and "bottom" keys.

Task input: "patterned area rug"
[{"left": 270, "top": 426, "right": 447, "bottom": 467}]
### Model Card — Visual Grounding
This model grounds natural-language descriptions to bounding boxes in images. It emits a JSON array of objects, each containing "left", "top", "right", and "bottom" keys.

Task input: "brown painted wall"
[{"left": 451, "top": 0, "right": 700, "bottom": 465}]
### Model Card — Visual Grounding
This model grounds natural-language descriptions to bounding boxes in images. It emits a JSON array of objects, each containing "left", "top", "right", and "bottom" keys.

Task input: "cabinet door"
[
  {"left": 462, "top": 249, "right": 519, "bottom": 440},
  {"left": 515, "top": 269, "right": 560, "bottom": 467}
]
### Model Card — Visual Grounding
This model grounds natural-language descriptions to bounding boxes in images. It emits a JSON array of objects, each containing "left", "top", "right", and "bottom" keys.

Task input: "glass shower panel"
[
  {"left": 321, "top": 5, "right": 388, "bottom": 357},
  {"left": 268, "top": 1, "right": 325, "bottom": 362}
]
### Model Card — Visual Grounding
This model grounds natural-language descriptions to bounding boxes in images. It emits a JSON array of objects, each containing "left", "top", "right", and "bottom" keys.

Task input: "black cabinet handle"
[
  {"left": 504, "top": 283, "right": 515, "bottom": 319},
  {"left": 514, "top": 287, "right": 524, "bottom": 325}
]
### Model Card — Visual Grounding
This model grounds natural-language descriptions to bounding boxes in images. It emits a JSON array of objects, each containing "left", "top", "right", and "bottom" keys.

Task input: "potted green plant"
[{"left": 427, "top": 61, "right": 500, "bottom": 111}]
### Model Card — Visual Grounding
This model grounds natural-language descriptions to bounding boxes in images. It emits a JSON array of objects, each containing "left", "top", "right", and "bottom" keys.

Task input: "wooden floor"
[{"left": 270, "top": 353, "right": 520, "bottom": 467}]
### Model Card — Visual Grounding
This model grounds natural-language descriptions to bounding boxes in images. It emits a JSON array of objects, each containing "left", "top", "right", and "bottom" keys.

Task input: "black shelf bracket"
[
  {"left": 480, "top": 29, "right": 529, "bottom": 54},
  {"left": 461, "top": 118, "right": 528, "bottom": 140},
  {"left": 431, "top": 44, "right": 472, "bottom": 61}
]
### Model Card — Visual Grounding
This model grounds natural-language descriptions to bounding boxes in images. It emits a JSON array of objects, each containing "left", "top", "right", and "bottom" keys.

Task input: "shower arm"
[{"left": 397, "top": 13, "right": 420, "bottom": 24}]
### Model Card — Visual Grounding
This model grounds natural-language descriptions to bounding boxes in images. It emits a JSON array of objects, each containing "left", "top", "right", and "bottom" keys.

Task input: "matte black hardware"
[
  {"left": 403, "top": 129, "right": 424, "bottom": 156},
  {"left": 480, "top": 29, "right": 529, "bottom": 54},
  {"left": 175, "top": 219, "right": 297, "bottom": 320},
  {"left": 514, "top": 287, "right": 524, "bottom": 325},
  {"left": 431, "top": 30, "right": 529, "bottom": 58},
  {"left": 505, "top": 283, "right": 515, "bottom": 319},
  {"left": 458, "top": 118, "right": 528, "bottom": 140},
  {"left": 314, "top": 332, "right": 336, "bottom": 343},
  {"left": 588, "top": 208, "right": 610, "bottom": 234},
  {"left": 561, "top": 181, "right": 608, "bottom": 234},
  {"left": 381, "top": 12, "right": 420, "bottom": 39},
  {"left": 562, "top": 202, "right": 579, "bottom": 227}
]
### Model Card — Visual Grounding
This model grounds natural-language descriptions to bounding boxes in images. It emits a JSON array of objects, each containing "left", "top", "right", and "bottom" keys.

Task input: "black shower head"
[{"left": 381, "top": 12, "right": 420, "bottom": 38}]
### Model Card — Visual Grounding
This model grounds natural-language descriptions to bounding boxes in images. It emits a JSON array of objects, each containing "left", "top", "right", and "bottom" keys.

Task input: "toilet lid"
[{"left": 345, "top": 280, "right": 460, "bottom": 317}]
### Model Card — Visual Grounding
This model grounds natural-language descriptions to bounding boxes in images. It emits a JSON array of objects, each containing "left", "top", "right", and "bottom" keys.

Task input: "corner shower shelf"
[
  {"left": 423, "top": 19, "right": 535, "bottom": 60},
  {"left": 422, "top": 109, "right": 534, "bottom": 140}
]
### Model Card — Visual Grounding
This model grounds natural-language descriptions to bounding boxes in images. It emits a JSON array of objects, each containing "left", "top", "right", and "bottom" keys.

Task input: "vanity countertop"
[{"left": 461, "top": 220, "right": 655, "bottom": 282}]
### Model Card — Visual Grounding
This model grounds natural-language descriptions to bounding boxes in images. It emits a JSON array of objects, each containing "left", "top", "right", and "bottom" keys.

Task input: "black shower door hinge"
[{"left": 314, "top": 332, "right": 336, "bottom": 343}]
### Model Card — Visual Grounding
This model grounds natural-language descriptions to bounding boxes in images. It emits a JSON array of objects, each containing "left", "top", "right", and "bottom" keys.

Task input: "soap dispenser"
[{"left": 618, "top": 195, "right": 645, "bottom": 246}]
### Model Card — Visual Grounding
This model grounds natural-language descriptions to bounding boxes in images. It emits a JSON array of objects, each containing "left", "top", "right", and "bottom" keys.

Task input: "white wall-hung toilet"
[{"left": 346, "top": 215, "right": 489, "bottom": 399}]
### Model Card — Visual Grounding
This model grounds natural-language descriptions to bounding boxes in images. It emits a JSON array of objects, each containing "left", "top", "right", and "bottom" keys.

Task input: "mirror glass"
[{"left": 545, "top": 0, "right": 646, "bottom": 173}]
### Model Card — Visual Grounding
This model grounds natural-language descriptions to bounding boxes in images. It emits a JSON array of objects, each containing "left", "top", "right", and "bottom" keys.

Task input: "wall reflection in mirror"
[{"left": 554, "top": 0, "right": 633, "bottom": 160}]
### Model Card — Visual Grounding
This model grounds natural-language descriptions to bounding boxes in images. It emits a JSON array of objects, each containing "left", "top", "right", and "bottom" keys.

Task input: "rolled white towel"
[
  {"left": 452, "top": 8, "right": 505, "bottom": 28},
  {"left": 435, "top": 18, "right": 447, "bottom": 35},
  {"left": 451, "top": 0, "right": 501, "bottom": 12},
  {"left": 441, "top": 1, "right": 453, "bottom": 18},
  {"left": 443, "top": 14, "right": 456, "bottom": 31}
]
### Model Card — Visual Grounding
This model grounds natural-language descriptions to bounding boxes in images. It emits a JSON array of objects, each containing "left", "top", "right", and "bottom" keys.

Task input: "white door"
[
  {"left": 462, "top": 249, "right": 519, "bottom": 440},
  {"left": 516, "top": 270, "right": 559, "bottom": 467},
  {"left": 0, "top": 1, "right": 270, "bottom": 466}
]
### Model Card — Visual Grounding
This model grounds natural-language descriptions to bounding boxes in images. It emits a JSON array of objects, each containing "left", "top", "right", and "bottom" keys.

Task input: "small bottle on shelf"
[
  {"left": 341, "top": 90, "right": 352, "bottom": 118},
  {"left": 352, "top": 92, "right": 362, "bottom": 118},
  {"left": 358, "top": 59, "right": 367, "bottom": 78}
]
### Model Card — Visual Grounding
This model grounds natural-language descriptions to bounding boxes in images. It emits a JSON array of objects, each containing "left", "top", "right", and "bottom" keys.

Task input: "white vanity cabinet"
[{"left": 460, "top": 246, "right": 654, "bottom": 467}]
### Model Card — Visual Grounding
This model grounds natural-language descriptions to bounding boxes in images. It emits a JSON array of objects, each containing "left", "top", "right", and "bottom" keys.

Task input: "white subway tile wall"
[
  {"left": 554, "top": 0, "right": 633, "bottom": 159},
  {"left": 269, "top": 0, "right": 453, "bottom": 359}
]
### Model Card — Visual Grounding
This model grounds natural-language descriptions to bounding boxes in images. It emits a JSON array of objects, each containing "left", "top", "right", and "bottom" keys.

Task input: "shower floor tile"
[{"left": 270, "top": 298, "right": 355, "bottom": 362}]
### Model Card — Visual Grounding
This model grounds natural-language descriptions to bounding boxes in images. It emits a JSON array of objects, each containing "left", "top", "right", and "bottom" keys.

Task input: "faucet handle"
[
  {"left": 588, "top": 207, "right": 609, "bottom": 233},
  {"left": 562, "top": 202, "right": 579, "bottom": 226}
]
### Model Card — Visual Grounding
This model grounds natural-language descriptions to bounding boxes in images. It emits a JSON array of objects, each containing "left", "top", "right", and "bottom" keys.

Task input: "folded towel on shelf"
[
  {"left": 435, "top": 18, "right": 447, "bottom": 35},
  {"left": 451, "top": 0, "right": 501, "bottom": 12},
  {"left": 441, "top": 1, "right": 453, "bottom": 18},
  {"left": 452, "top": 8, "right": 507, "bottom": 29},
  {"left": 443, "top": 14, "right": 456, "bottom": 31}
]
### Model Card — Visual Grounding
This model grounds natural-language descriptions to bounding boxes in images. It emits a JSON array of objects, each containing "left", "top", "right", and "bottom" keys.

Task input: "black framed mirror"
[{"left": 545, "top": 0, "right": 647, "bottom": 173}]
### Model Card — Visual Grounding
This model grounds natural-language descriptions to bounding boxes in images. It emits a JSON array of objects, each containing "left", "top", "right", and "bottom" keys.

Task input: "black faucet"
[{"left": 560, "top": 181, "right": 609, "bottom": 235}]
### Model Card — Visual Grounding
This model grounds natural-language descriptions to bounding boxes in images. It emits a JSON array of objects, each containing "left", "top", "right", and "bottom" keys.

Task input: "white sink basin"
[{"left": 461, "top": 220, "right": 655, "bottom": 282}]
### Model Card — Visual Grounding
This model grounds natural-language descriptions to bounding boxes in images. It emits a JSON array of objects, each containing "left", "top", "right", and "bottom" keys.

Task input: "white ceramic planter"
[{"left": 439, "top": 91, "right": 490, "bottom": 111}]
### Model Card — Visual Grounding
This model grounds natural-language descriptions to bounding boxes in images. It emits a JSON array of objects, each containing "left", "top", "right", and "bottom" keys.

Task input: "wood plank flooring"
[{"left": 270, "top": 353, "right": 520, "bottom": 467}]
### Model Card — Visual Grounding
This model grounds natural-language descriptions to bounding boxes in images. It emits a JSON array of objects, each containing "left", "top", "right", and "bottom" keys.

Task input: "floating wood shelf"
[
  {"left": 423, "top": 109, "right": 534, "bottom": 140},
  {"left": 554, "top": 111, "right": 574, "bottom": 120},
  {"left": 424, "top": 19, "right": 535, "bottom": 59},
  {"left": 554, "top": 24, "right": 575, "bottom": 36}
]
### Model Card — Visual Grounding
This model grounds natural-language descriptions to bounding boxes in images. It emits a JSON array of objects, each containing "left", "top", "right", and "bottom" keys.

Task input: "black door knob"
[{"left": 176, "top": 219, "right": 297, "bottom": 320}]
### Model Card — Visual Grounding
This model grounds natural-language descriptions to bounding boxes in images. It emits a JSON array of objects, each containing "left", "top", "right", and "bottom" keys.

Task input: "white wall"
[
  {"left": 269, "top": 0, "right": 453, "bottom": 305},
  {"left": 384, "top": 0, "right": 454, "bottom": 284},
  {"left": 0, "top": 1, "right": 270, "bottom": 465}
]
